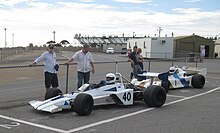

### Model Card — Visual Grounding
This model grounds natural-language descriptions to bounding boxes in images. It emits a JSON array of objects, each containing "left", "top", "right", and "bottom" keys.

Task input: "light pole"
[
  {"left": 53, "top": 31, "right": 56, "bottom": 43},
  {"left": 4, "top": 28, "right": 7, "bottom": 48},
  {"left": 157, "top": 27, "right": 163, "bottom": 37},
  {"left": 12, "top": 34, "right": 14, "bottom": 47}
]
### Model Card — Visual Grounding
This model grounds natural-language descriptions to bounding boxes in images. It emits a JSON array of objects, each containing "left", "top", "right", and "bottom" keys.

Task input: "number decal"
[
  {"left": 122, "top": 92, "right": 131, "bottom": 101},
  {"left": 0, "top": 122, "right": 20, "bottom": 129}
]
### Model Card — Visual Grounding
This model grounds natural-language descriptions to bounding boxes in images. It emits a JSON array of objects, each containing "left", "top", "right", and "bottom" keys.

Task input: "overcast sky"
[{"left": 0, "top": 0, "right": 220, "bottom": 47}]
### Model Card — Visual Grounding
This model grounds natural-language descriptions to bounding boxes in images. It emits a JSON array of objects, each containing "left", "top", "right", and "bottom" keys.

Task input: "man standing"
[
  {"left": 31, "top": 44, "right": 59, "bottom": 90},
  {"left": 66, "top": 44, "right": 95, "bottom": 88},
  {"left": 200, "top": 45, "right": 206, "bottom": 62},
  {"left": 128, "top": 46, "right": 142, "bottom": 79}
]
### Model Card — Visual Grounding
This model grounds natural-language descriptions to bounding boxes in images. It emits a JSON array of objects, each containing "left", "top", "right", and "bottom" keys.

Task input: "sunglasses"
[{"left": 49, "top": 47, "right": 54, "bottom": 49}]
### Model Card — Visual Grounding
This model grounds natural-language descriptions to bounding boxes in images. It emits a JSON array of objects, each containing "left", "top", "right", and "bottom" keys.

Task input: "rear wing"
[
  {"left": 138, "top": 72, "right": 162, "bottom": 85},
  {"left": 182, "top": 66, "right": 207, "bottom": 75},
  {"left": 137, "top": 72, "right": 160, "bottom": 77}
]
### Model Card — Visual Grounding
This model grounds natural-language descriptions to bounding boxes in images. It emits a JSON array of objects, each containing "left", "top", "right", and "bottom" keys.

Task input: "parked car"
[
  {"left": 106, "top": 47, "right": 114, "bottom": 54},
  {"left": 121, "top": 48, "right": 127, "bottom": 54}
]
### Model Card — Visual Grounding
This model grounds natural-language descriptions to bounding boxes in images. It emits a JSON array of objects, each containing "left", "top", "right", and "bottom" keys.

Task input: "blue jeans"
[
  {"left": 77, "top": 71, "right": 90, "bottom": 88},
  {"left": 133, "top": 65, "right": 142, "bottom": 78}
]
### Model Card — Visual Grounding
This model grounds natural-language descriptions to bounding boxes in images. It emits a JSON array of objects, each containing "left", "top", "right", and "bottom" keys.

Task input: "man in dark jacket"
[{"left": 128, "top": 46, "right": 142, "bottom": 79}]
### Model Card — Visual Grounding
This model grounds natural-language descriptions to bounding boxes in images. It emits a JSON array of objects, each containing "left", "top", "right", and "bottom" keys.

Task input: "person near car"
[
  {"left": 200, "top": 46, "right": 205, "bottom": 62},
  {"left": 65, "top": 44, "right": 95, "bottom": 89},
  {"left": 30, "top": 44, "right": 59, "bottom": 91},
  {"left": 128, "top": 46, "right": 142, "bottom": 79},
  {"left": 137, "top": 48, "right": 144, "bottom": 70}
]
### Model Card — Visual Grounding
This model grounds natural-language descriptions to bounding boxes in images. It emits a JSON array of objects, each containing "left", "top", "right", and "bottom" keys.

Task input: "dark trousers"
[
  {"left": 77, "top": 71, "right": 90, "bottom": 89},
  {"left": 44, "top": 72, "right": 59, "bottom": 90}
]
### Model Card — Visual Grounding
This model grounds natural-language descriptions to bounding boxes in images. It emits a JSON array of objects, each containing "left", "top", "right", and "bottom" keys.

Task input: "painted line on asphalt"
[
  {"left": 205, "top": 76, "right": 220, "bottom": 80},
  {"left": 0, "top": 87, "right": 220, "bottom": 133},
  {"left": 67, "top": 86, "right": 220, "bottom": 133},
  {"left": 164, "top": 87, "right": 220, "bottom": 106},
  {"left": 167, "top": 94, "right": 187, "bottom": 98},
  {"left": 0, "top": 115, "right": 68, "bottom": 133}
]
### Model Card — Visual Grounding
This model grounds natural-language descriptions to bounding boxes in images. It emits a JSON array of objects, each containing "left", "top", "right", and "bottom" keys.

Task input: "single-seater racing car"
[
  {"left": 131, "top": 66, "right": 206, "bottom": 93},
  {"left": 29, "top": 73, "right": 166, "bottom": 115}
]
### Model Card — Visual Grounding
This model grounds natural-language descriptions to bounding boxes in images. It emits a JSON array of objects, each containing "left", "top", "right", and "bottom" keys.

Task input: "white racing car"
[
  {"left": 29, "top": 73, "right": 166, "bottom": 115},
  {"left": 131, "top": 66, "right": 206, "bottom": 93}
]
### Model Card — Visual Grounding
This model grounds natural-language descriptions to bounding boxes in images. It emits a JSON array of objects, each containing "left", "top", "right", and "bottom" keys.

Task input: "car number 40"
[{"left": 122, "top": 92, "right": 131, "bottom": 101}]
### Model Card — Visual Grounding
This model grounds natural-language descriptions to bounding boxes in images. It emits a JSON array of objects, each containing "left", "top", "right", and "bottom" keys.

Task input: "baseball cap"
[{"left": 48, "top": 44, "right": 54, "bottom": 48}]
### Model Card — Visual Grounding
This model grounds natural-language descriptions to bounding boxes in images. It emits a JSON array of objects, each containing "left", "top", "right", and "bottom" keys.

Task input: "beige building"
[
  {"left": 174, "top": 35, "right": 215, "bottom": 58},
  {"left": 214, "top": 38, "right": 220, "bottom": 57}
]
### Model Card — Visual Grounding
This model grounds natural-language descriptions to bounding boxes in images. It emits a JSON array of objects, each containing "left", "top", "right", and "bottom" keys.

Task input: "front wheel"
[
  {"left": 143, "top": 85, "right": 166, "bottom": 107},
  {"left": 72, "top": 93, "right": 94, "bottom": 116}
]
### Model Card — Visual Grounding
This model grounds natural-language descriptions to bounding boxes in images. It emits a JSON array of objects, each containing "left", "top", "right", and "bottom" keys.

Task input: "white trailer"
[{"left": 127, "top": 37, "right": 174, "bottom": 59}]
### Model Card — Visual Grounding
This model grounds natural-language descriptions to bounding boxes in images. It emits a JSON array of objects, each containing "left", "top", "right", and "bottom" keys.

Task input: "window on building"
[
  {"left": 144, "top": 41, "right": 146, "bottom": 48},
  {"left": 135, "top": 42, "right": 137, "bottom": 46}
]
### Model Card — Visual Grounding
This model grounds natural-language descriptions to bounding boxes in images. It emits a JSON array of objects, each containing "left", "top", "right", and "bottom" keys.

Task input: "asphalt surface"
[{"left": 0, "top": 52, "right": 220, "bottom": 133}]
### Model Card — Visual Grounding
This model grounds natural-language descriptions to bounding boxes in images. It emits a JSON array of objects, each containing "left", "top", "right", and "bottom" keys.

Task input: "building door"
[{"left": 205, "top": 45, "right": 209, "bottom": 57}]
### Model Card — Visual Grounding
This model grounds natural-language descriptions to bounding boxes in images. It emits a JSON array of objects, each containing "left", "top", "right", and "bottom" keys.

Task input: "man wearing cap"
[
  {"left": 65, "top": 44, "right": 95, "bottom": 89},
  {"left": 31, "top": 44, "right": 59, "bottom": 90}
]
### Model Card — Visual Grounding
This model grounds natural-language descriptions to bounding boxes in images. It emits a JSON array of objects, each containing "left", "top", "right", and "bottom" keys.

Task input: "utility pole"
[
  {"left": 4, "top": 28, "right": 7, "bottom": 48},
  {"left": 157, "top": 27, "right": 163, "bottom": 37},
  {"left": 53, "top": 31, "right": 56, "bottom": 43},
  {"left": 12, "top": 34, "right": 14, "bottom": 47}
]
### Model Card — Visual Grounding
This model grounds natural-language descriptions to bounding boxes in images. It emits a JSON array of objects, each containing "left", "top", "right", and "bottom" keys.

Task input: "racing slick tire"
[
  {"left": 191, "top": 74, "right": 205, "bottom": 88},
  {"left": 72, "top": 93, "right": 94, "bottom": 116},
  {"left": 161, "top": 81, "right": 169, "bottom": 93},
  {"left": 143, "top": 85, "right": 166, "bottom": 107},
  {"left": 45, "top": 88, "right": 63, "bottom": 100}
]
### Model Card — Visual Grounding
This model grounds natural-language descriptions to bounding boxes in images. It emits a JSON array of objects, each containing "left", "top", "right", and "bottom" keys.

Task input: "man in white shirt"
[
  {"left": 66, "top": 44, "right": 95, "bottom": 88},
  {"left": 200, "top": 46, "right": 206, "bottom": 62},
  {"left": 31, "top": 44, "right": 59, "bottom": 90}
]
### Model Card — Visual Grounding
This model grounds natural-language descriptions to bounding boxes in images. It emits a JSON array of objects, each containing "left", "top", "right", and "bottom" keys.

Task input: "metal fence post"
[
  {"left": 148, "top": 60, "right": 151, "bottom": 72},
  {"left": 0, "top": 49, "right": 2, "bottom": 60},
  {"left": 65, "top": 64, "right": 69, "bottom": 93},
  {"left": 115, "top": 61, "right": 118, "bottom": 73},
  {"left": 195, "top": 57, "right": 198, "bottom": 68}
]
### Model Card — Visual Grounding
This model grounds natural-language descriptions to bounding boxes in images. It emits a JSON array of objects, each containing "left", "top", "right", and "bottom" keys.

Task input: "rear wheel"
[
  {"left": 143, "top": 85, "right": 166, "bottom": 107},
  {"left": 72, "top": 93, "right": 94, "bottom": 116},
  {"left": 191, "top": 74, "right": 205, "bottom": 88},
  {"left": 45, "top": 88, "right": 63, "bottom": 100}
]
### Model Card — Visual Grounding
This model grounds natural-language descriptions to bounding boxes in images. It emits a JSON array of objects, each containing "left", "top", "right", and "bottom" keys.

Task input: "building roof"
[
  {"left": 215, "top": 39, "right": 220, "bottom": 45},
  {"left": 75, "top": 37, "right": 139, "bottom": 44},
  {"left": 174, "top": 34, "right": 206, "bottom": 40}
]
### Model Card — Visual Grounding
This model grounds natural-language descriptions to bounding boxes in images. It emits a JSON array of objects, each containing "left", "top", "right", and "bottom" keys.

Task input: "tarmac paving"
[{"left": 0, "top": 51, "right": 220, "bottom": 133}]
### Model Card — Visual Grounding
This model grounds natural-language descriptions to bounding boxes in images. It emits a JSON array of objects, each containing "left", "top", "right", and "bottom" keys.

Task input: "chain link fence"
[{"left": 0, "top": 58, "right": 200, "bottom": 108}]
